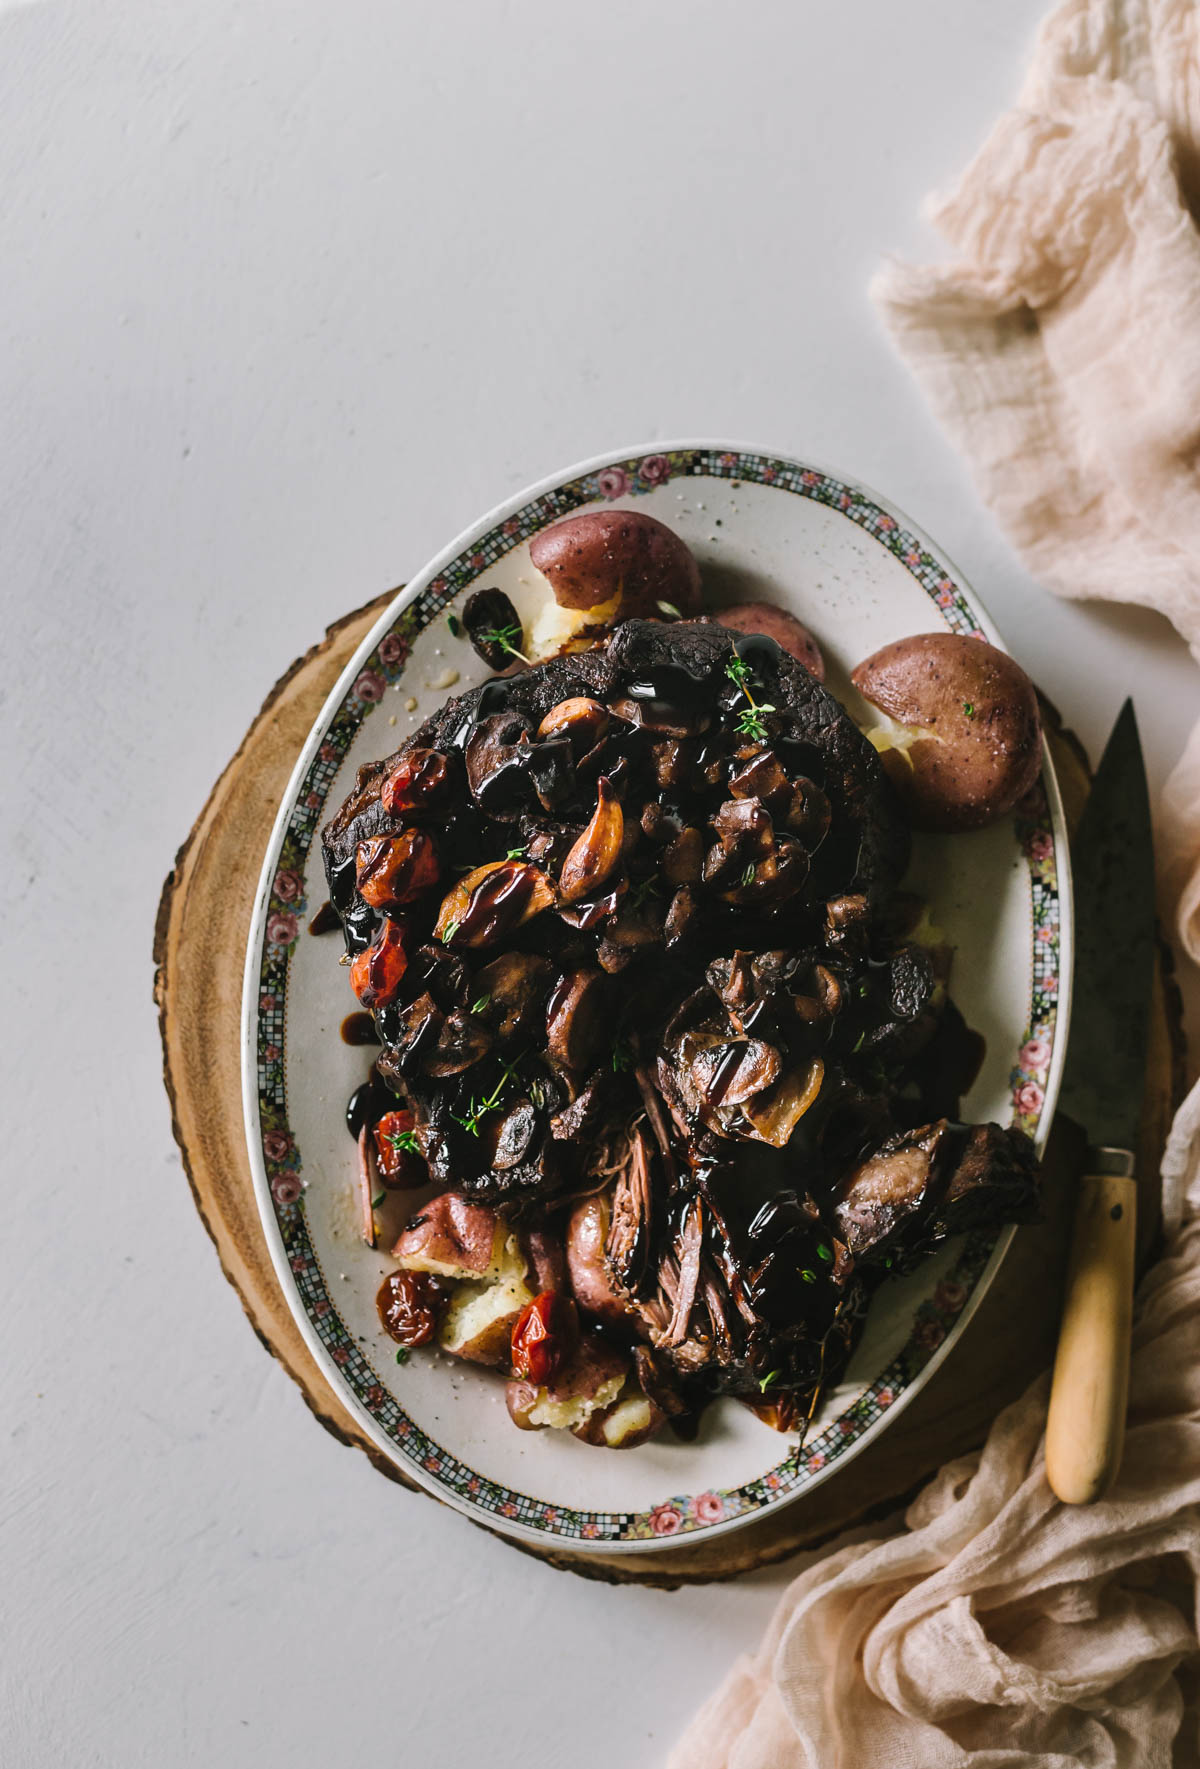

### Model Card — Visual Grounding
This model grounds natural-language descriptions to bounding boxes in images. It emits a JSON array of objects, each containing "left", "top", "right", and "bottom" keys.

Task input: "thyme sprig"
[
  {"left": 478, "top": 622, "right": 530, "bottom": 664},
  {"left": 452, "top": 1052, "right": 524, "bottom": 1138},
  {"left": 725, "top": 653, "right": 776, "bottom": 743}
]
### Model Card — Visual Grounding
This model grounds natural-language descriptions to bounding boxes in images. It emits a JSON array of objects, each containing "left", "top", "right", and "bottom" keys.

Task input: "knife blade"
[
  {"left": 1045, "top": 698, "right": 1154, "bottom": 1505},
  {"left": 1055, "top": 698, "right": 1155, "bottom": 1155}
]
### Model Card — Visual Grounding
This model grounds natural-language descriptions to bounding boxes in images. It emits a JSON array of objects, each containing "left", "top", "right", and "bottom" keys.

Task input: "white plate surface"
[{"left": 242, "top": 442, "right": 1072, "bottom": 1552}]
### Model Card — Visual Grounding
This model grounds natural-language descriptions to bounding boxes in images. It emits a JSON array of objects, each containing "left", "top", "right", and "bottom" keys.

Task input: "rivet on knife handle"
[{"left": 1045, "top": 1149, "right": 1136, "bottom": 1505}]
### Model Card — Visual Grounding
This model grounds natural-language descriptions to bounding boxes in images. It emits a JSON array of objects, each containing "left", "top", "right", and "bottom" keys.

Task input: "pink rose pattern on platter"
[{"left": 251, "top": 448, "right": 1064, "bottom": 1543}]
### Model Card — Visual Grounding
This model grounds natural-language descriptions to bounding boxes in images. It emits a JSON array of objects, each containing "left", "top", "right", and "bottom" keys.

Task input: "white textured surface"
[{"left": 1, "top": 4, "right": 1195, "bottom": 1766}]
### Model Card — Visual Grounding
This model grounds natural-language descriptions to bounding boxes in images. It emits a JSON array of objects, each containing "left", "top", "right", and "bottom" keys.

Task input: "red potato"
[
  {"left": 505, "top": 1336, "right": 629, "bottom": 1432},
  {"left": 391, "top": 1193, "right": 507, "bottom": 1281},
  {"left": 851, "top": 633, "right": 1041, "bottom": 833},
  {"left": 438, "top": 1260, "right": 536, "bottom": 1366},
  {"left": 520, "top": 1222, "right": 568, "bottom": 1295},
  {"left": 529, "top": 511, "right": 702, "bottom": 617},
  {"left": 572, "top": 1388, "right": 665, "bottom": 1450},
  {"left": 714, "top": 602, "right": 825, "bottom": 680},
  {"left": 565, "top": 1192, "right": 633, "bottom": 1328}
]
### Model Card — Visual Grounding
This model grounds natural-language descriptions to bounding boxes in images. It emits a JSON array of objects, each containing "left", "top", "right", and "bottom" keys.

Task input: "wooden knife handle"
[{"left": 1045, "top": 1164, "right": 1137, "bottom": 1505}]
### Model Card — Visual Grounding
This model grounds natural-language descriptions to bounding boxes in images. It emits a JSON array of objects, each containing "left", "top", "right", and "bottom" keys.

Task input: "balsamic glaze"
[
  {"left": 346, "top": 1074, "right": 394, "bottom": 1140},
  {"left": 340, "top": 1011, "right": 381, "bottom": 1046},
  {"left": 731, "top": 630, "right": 784, "bottom": 677},
  {"left": 307, "top": 900, "right": 341, "bottom": 936}
]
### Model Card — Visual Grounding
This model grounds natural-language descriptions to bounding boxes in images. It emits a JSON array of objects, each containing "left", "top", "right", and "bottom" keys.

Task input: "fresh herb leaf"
[
  {"left": 758, "top": 1369, "right": 783, "bottom": 1393},
  {"left": 371, "top": 1193, "right": 386, "bottom": 1210},
  {"left": 962, "top": 701, "right": 975, "bottom": 718},
  {"left": 817, "top": 1242, "right": 833, "bottom": 1263},
  {"left": 440, "top": 918, "right": 460, "bottom": 945},
  {"left": 656, "top": 600, "right": 682, "bottom": 619},
  {"left": 451, "top": 1053, "right": 523, "bottom": 1137},
  {"left": 395, "top": 1346, "right": 410, "bottom": 1365},
  {"left": 505, "top": 846, "right": 526, "bottom": 862},
  {"left": 446, "top": 613, "right": 461, "bottom": 637},
  {"left": 630, "top": 874, "right": 661, "bottom": 910},
  {"left": 478, "top": 623, "right": 530, "bottom": 664},
  {"left": 800, "top": 1268, "right": 817, "bottom": 1284},
  {"left": 740, "top": 862, "right": 756, "bottom": 888},
  {"left": 470, "top": 995, "right": 491, "bottom": 1016},
  {"left": 726, "top": 652, "right": 775, "bottom": 740},
  {"left": 387, "top": 1129, "right": 420, "bottom": 1154},
  {"left": 611, "top": 1036, "right": 633, "bottom": 1073}
]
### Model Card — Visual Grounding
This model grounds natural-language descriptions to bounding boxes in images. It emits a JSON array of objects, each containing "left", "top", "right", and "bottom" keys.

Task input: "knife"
[{"left": 1045, "top": 699, "right": 1155, "bottom": 1505}]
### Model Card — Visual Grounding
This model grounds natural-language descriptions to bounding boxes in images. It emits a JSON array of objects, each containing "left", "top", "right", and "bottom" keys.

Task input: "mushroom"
[
  {"left": 537, "top": 696, "right": 611, "bottom": 751},
  {"left": 781, "top": 777, "right": 832, "bottom": 847},
  {"left": 664, "top": 884, "right": 703, "bottom": 948},
  {"left": 472, "top": 951, "right": 552, "bottom": 1043},
  {"left": 546, "top": 967, "right": 609, "bottom": 1070},
  {"left": 662, "top": 826, "right": 704, "bottom": 885},
  {"left": 558, "top": 777, "right": 624, "bottom": 904},
  {"left": 461, "top": 587, "right": 527, "bottom": 671},
  {"left": 831, "top": 1121, "right": 946, "bottom": 1261},
  {"left": 487, "top": 1097, "right": 538, "bottom": 1169},
  {"left": 529, "top": 509, "right": 702, "bottom": 617},
  {"left": 423, "top": 1007, "right": 492, "bottom": 1078},
  {"left": 691, "top": 1037, "right": 783, "bottom": 1109},
  {"left": 824, "top": 893, "right": 869, "bottom": 951},
  {"left": 524, "top": 736, "right": 577, "bottom": 812},
  {"left": 851, "top": 632, "right": 1041, "bottom": 832},
  {"left": 741, "top": 1056, "right": 825, "bottom": 1147},
  {"left": 464, "top": 712, "right": 536, "bottom": 815}
]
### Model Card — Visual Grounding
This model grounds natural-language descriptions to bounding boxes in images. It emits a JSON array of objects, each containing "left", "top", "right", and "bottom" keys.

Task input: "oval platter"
[{"left": 241, "top": 442, "right": 1073, "bottom": 1553}]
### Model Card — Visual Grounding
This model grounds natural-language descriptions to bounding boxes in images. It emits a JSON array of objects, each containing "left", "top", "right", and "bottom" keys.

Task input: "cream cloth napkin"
[
  {"left": 873, "top": 0, "right": 1200, "bottom": 968},
  {"left": 670, "top": 1084, "right": 1200, "bottom": 1767},
  {"left": 669, "top": 3, "right": 1200, "bottom": 1763}
]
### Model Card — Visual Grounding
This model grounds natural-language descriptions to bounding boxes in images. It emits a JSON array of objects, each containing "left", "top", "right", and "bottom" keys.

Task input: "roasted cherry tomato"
[
  {"left": 356, "top": 830, "right": 440, "bottom": 909},
  {"left": 510, "top": 1291, "right": 572, "bottom": 1386},
  {"left": 349, "top": 919, "right": 409, "bottom": 1010},
  {"left": 376, "top": 1270, "right": 438, "bottom": 1348},
  {"left": 380, "top": 748, "right": 453, "bottom": 818},
  {"left": 373, "top": 1109, "right": 426, "bottom": 1187}
]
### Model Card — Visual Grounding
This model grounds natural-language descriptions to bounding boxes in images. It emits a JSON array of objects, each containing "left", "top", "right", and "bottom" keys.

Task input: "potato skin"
[
  {"left": 571, "top": 1389, "right": 665, "bottom": 1449},
  {"left": 851, "top": 633, "right": 1041, "bottom": 832},
  {"left": 529, "top": 511, "right": 701, "bottom": 616},
  {"left": 714, "top": 602, "right": 825, "bottom": 680},
  {"left": 392, "top": 1193, "right": 503, "bottom": 1279},
  {"left": 504, "top": 1337, "right": 628, "bottom": 1431},
  {"left": 565, "top": 1193, "right": 630, "bottom": 1328}
]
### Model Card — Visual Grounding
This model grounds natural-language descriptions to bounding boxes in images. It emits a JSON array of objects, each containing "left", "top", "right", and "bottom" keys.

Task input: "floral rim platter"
[{"left": 241, "top": 441, "right": 1073, "bottom": 1552}]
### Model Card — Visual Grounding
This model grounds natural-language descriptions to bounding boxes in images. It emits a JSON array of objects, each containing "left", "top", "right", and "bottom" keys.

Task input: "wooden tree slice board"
[{"left": 154, "top": 592, "right": 1186, "bottom": 1589}]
